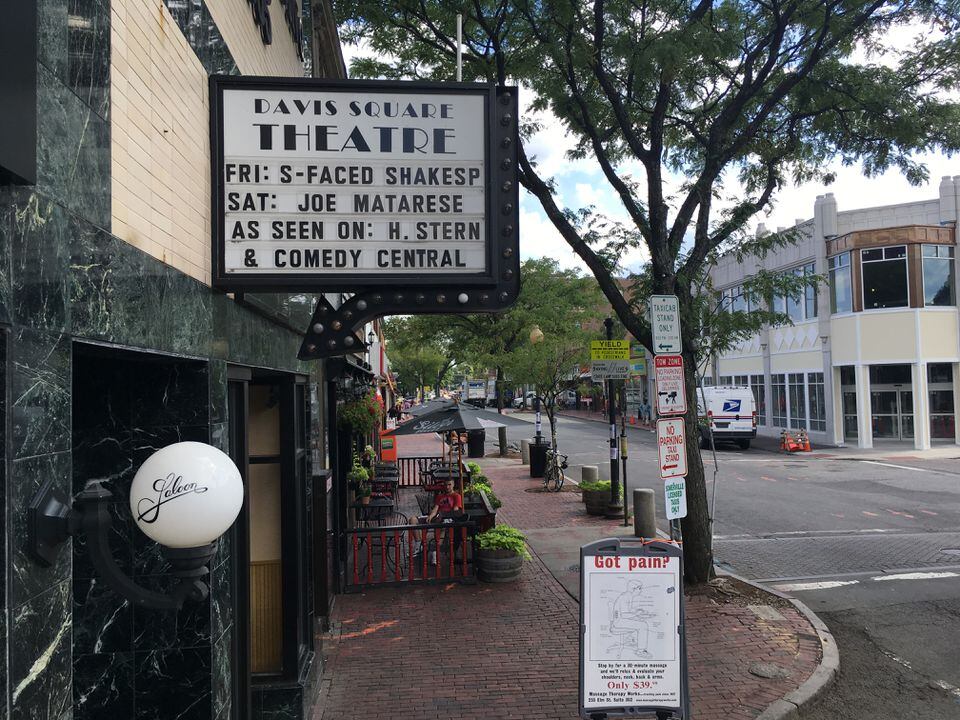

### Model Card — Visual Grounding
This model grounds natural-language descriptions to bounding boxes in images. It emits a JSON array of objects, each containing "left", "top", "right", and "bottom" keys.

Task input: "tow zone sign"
[{"left": 657, "top": 417, "right": 687, "bottom": 480}]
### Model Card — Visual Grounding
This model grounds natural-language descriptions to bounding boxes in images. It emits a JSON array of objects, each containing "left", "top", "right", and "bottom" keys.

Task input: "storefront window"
[
  {"left": 734, "top": 375, "right": 748, "bottom": 386},
  {"left": 772, "top": 374, "right": 787, "bottom": 428},
  {"left": 750, "top": 374, "right": 766, "bottom": 426},
  {"left": 828, "top": 252, "right": 852, "bottom": 313},
  {"left": 788, "top": 373, "right": 807, "bottom": 429},
  {"left": 862, "top": 246, "right": 908, "bottom": 309},
  {"left": 929, "top": 363, "right": 955, "bottom": 439},
  {"left": 922, "top": 245, "right": 955, "bottom": 307},
  {"left": 808, "top": 372, "right": 826, "bottom": 431}
]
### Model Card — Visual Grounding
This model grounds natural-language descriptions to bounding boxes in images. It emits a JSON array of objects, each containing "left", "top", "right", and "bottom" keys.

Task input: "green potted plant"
[
  {"left": 347, "top": 460, "right": 370, "bottom": 504},
  {"left": 476, "top": 524, "right": 530, "bottom": 583},
  {"left": 580, "top": 480, "right": 618, "bottom": 515}
]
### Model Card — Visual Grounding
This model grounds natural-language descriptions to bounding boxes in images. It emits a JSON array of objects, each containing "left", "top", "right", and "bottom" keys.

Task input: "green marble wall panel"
[
  {"left": 36, "top": 64, "right": 110, "bottom": 231},
  {"left": 10, "top": 194, "right": 70, "bottom": 333}
]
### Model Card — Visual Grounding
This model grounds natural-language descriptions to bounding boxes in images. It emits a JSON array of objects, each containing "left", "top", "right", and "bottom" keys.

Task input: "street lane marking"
[
  {"left": 885, "top": 509, "right": 916, "bottom": 519},
  {"left": 920, "top": 509, "right": 938, "bottom": 516},
  {"left": 871, "top": 571, "right": 960, "bottom": 582},
  {"left": 774, "top": 571, "right": 960, "bottom": 592},
  {"left": 858, "top": 460, "right": 929, "bottom": 473},
  {"left": 715, "top": 528, "right": 897, "bottom": 539},
  {"left": 774, "top": 580, "right": 860, "bottom": 592},
  {"left": 862, "top": 511, "right": 880, "bottom": 517}
]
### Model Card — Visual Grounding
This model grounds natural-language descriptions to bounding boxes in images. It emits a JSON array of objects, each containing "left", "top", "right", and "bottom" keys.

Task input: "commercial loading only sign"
[
  {"left": 654, "top": 355, "right": 686, "bottom": 416},
  {"left": 579, "top": 537, "right": 689, "bottom": 719}
]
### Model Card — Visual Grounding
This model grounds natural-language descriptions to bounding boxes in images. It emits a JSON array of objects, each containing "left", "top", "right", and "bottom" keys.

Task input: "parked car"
[
  {"left": 696, "top": 386, "right": 757, "bottom": 449},
  {"left": 512, "top": 391, "right": 537, "bottom": 409}
]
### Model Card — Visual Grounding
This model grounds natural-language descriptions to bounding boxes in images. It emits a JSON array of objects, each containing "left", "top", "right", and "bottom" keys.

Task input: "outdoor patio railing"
[
  {"left": 395, "top": 456, "right": 466, "bottom": 486},
  {"left": 344, "top": 520, "right": 476, "bottom": 590}
]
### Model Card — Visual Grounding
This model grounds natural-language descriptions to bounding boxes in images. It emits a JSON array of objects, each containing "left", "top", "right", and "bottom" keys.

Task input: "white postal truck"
[{"left": 696, "top": 386, "right": 757, "bottom": 450}]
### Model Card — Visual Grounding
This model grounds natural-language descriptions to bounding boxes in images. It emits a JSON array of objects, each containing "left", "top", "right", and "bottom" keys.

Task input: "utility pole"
[{"left": 605, "top": 318, "right": 623, "bottom": 518}]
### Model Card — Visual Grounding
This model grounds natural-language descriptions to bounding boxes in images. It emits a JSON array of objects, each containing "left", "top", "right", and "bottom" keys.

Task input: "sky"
[{"left": 340, "top": 24, "right": 957, "bottom": 275}]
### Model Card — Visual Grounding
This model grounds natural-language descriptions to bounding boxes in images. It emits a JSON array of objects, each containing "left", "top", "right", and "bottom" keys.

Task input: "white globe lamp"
[{"left": 130, "top": 441, "right": 243, "bottom": 549}]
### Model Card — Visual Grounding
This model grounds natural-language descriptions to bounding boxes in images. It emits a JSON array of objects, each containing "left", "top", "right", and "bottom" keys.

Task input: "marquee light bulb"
[{"left": 129, "top": 442, "right": 243, "bottom": 549}]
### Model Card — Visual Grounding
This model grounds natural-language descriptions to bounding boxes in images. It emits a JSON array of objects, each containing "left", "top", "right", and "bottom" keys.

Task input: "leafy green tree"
[
  {"left": 383, "top": 317, "right": 449, "bottom": 400},
  {"left": 506, "top": 336, "right": 588, "bottom": 452},
  {"left": 338, "top": 0, "right": 960, "bottom": 583}
]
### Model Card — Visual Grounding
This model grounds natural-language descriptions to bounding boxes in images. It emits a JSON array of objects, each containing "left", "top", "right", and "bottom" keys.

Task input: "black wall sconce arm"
[{"left": 29, "top": 480, "right": 216, "bottom": 611}]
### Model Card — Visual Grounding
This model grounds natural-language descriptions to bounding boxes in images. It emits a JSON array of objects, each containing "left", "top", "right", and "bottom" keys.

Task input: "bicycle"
[{"left": 543, "top": 448, "right": 568, "bottom": 492}]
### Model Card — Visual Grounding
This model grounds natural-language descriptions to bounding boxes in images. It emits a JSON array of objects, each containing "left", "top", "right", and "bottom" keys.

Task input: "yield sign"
[
  {"left": 654, "top": 355, "right": 686, "bottom": 416},
  {"left": 657, "top": 417, "right": 688, "bottom": 480}
]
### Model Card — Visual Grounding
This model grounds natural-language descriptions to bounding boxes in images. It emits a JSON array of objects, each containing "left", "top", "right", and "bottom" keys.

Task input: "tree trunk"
[
  {"left": 496, "top": 366, "right": 507, "bottom": 456},
  {"left": 680, "top": 345, "right": 713, "bottom": 583}
]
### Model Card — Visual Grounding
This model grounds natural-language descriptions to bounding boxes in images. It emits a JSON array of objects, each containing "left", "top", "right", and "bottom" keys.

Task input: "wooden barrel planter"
[
  {"left": 583, "top": 489, "right": 608, "bottom": 516},
  {"left": 477, "top": 548, "right": 523, "bottom": 583}
]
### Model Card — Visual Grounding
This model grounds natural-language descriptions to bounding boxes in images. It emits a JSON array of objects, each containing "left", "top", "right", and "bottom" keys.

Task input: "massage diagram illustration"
[{"left": 590, "top": 575, "right": 677, "bottom": 661}]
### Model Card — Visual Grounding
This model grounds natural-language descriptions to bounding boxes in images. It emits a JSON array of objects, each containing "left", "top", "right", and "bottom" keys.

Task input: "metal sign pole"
[{"left": 605, "top": 319, "right": 623, "bottom": 518}]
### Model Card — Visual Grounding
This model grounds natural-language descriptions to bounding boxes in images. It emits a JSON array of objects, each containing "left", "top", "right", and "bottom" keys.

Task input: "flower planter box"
[
  {"left": 477, "top": 548, "right": 523, "bottom": 583},
  {"left": 582, "top": 489, "right": 609, "bottom": 516}
]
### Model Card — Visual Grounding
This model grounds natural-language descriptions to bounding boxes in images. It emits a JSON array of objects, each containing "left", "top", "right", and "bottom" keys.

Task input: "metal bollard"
[
  {"left": 521, "top": 439, "right": 532, "bottom": 464},
  {"left": 581, "top": 465, "right": 599, "bottom": 483},
  {"left": 633, "top": 489, "right": 657, "bottom": 539}
]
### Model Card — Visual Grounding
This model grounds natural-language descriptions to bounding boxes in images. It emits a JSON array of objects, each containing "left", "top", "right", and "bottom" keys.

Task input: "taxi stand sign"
[
  {"left": 579, "top": 537, "right": 689, "bottom": 719},
  {"left": 657, "top": 417, "right": 687, "bottom": 480}
]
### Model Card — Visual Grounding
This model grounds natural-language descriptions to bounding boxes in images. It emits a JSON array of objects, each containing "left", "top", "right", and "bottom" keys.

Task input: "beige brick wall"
[
  {"left": 111, "top": 0, "right": 305, "bottom": 284},
  {"left": 208, "top": 0, "right": 306, "bottom": 77}
]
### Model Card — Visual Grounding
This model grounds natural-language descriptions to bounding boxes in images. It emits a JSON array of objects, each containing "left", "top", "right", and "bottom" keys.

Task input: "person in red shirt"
[
  {"left": 411, "top": 479, "right": 465, "bottom": 564},
  {"left": 427, "top": 479, "right": 463, "bottom": 522}
]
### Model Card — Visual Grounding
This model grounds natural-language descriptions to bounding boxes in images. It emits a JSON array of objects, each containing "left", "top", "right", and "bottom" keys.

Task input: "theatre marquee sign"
[{"left": 210, "top": 76, "right": 518, "bottom": 293}]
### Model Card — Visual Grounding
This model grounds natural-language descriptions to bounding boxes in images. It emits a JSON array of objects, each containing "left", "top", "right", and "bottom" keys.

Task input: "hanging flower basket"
[{"left": 338, "top": 389, "right": 384, "bottom": 436}]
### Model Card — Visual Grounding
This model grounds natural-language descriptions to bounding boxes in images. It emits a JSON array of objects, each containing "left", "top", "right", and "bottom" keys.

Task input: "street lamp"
[{"left": 529, "top": 325, "right": 544, "bottom": 344}]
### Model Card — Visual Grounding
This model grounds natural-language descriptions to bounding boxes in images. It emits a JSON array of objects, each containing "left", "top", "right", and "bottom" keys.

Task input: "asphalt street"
[{"left": 485, "top": 411, "right": 960, "bottom": 719}]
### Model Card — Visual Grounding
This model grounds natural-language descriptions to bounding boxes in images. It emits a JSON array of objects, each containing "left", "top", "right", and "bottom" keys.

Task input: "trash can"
[
  {"left": 529, "top": 439, "right": 548, "bottom": 478},
  {"left": 467, "top": 429, "right": 486, "bottom": 458}
]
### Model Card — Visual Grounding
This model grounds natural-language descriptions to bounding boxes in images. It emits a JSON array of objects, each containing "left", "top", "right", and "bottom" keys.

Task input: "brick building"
[{"left": 0, "top": 2, "right": 350, "bottom": 719}]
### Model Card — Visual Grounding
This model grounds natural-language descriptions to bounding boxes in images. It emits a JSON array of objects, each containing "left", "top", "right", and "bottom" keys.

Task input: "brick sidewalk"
[{"left": 316, "top": 446, "right": 822, "bottom": 719}]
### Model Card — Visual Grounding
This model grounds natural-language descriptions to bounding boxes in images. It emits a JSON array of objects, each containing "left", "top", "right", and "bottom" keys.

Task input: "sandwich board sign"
[
  {"left": 579, "top": 537, "right": 689, "bottom": 719},
  {"left": 657, "top": 417, "right": 687, "bottom": 480},
  {"left": 654, "top": 355, "right": 686, "bottom": 416},
  {"left": 649, "top": 295, "right": 681, "bottom": 354}
]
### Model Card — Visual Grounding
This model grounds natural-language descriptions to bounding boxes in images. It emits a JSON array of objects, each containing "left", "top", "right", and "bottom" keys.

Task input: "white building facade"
[{"left": 710, "top": 177, "right": 960, "bottom": 449}]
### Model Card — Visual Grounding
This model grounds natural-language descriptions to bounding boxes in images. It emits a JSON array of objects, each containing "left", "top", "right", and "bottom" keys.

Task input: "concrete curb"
[{"left": 716, "top": 568, "right": 839, "bottom": 720}]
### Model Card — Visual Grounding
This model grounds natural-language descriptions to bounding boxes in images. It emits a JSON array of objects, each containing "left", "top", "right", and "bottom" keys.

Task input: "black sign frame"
[
  {"left": 579, "top": 537, "right": 689, "bottom": 720},
  {"left": 209, "top": 75, "right": 514, "bottom": 293}
]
